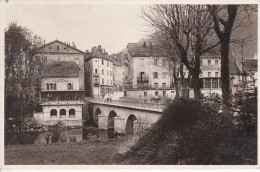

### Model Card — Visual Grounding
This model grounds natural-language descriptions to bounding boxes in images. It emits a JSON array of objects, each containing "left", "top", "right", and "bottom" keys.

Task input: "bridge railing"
[{"left": 87, "top": 98, "right": 165, "bottom": 111}]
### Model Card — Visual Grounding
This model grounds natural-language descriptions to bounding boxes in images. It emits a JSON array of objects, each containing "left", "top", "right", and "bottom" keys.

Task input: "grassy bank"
[{"left": 5, "top": 135, "right": 137, "bottom": 165}]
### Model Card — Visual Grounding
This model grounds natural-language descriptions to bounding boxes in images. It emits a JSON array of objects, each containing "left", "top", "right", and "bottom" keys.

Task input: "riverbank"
[{"left": 5, "top": 135, "right": 138, "bottom": 165}]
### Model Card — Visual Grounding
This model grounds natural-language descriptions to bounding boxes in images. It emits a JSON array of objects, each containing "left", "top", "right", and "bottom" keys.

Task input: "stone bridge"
[{"left": 86, "top": 98, "right": 165, "bottom": 134}]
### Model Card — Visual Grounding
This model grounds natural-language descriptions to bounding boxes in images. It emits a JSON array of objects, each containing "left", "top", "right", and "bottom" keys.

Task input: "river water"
[{"left": 6, "top": 128, "right": 119, "bottom": 145}]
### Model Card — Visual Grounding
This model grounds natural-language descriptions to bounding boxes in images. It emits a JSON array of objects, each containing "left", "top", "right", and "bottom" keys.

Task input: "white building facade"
[
  {"left": 85, "top": 45, "right": 114, "bottom": 98},
  {"left": 34, "top": 61, "right": 85, "bottom": 126}
]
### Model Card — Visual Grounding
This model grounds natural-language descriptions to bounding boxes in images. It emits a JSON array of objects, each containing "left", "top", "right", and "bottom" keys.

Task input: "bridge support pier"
[
  {"left": 98, "top": 115, "right": 108, "bottom": 130},
  {"left": 114, "top": 116, "right": 126, "bottom": 134}
]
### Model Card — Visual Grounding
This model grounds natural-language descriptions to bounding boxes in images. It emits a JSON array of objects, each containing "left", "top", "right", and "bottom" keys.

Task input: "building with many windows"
[
  {"left": 33, "top": 61, "right": 85, "bottom": 126},
  {"left": 35, "top": 40, "right": 85, "bottom": 90},
  {"left": 124, "top": 42, "right": 175, "bottom": 100},
  {"left": 85, "top": 45, "right": 114, "bottom": 98}
]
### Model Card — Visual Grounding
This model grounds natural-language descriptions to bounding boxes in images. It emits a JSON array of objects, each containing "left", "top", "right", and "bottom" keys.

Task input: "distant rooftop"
[
  {"left": 41, "top": 61, "right": 80, "bottom": 77},
  {"left": 85, "top": 45, "right": 114, "bottom": 62},
  {"left": 127, "top": 42, "right": 166, "bottom": 57},
  {"left": 244, "top": 59, "right": 257, "bottom": 72}
]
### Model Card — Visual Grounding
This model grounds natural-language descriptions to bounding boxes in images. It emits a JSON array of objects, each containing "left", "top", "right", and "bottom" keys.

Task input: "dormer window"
[{"left": 57, "top": 46, "right": 59, "bottom": 50}]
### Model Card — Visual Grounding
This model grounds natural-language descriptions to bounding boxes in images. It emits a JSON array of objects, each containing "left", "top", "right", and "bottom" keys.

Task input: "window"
[
  {"left": 110, "top": 71, "right": 112, "bottom": 76},
  {"left": 69, "top": 109, "right": 75, "bottom": 117},
  {"left": 162, "top": 83, "right": 166, "bottom": 88},
  {"left": 107, "top": 79, "right": 109, "bottom": 85},
  {"left": 57, "top": 46, "right": 59, "bottom": 50},
  {"left": 49, "top": 47, "right": 51, "bottom": 49},
  {"left": 144, "top": 92, "right": 147, "bottom": 97},
  {"left": 140, "top": 59, "right": 144, "bottom": 66},
  {"left": 154, "top": 58, "right": 158, "bottom": 65},
  {"left": 215, "top": 72, "right": 218, "bottom": 77},
  {"left": 48, "top": 83, "right": 56, "bottom": 90},
  {"left": 208, "top": 72, "right": 211, "bottom": 77},
  {"left": 154, "top": 83, "right": 158, "bottom": 88},
  {"left": 102, "top": 79, "right": 104, "bottom": 84},
  {"left": 154, "top": 72, "right": 158, "bottom": 78},
  {"left": 107, "top": 70, "right": 109, "bottom": 76},
  {"left": 102, "top": 60, "right": 104, "bottom": 65},
  {"left": 50, "top": 109, "right": 57, "bottom": 118},
  {"left": 107, "top": 61, "right": 109, "bottom": 66},
  {"left": 208, "top": 60, "right": 211, "bottom": 66},
  {"left": 155, "top": 91, "right": 158, "bottom": 96},
  {"left": 110, "top": 80, "right": 112, "bottom": 85},
  {"left": 183, "top": 72, "right": 186, "bottom": 77},
  {"left": 102, "top": 69, "right": 104, "bottom": 75},
  {"left": 95, "top": 69, "right": 98, "bottom": 74},
  {"left": 163, "top": 91, "right": 166, "bottom": 97},
  {"left": 215, "top": 60, "right": 218, "bottom": 65},
  {"left": 200, "top": 60, "right": 203, "bottom": 65},
  {"left": 60, "top": 109, "right": 66, "bottom": 117},
  {"left": 212, "top": 79, "right": 218, "bottom": 89},
  {"left": 205, "top": 79, "right": 211, "bottom": 89},
  {"left": 68, "top": 83, "right": 73, "bottom": 90}
]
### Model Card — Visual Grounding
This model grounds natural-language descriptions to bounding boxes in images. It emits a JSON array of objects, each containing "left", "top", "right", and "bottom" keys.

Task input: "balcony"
[
  {"left": 94, "top": 81, "right": 100, "bottom": 87},
  {"left": 137, "top": 76, "right": 149, "bottom": 83},
  {"left": 93, "top": 73, "right": 100, "bottom": 77},
  {"left": 40, "top": 90, "right": 85, "bottom": 105}
]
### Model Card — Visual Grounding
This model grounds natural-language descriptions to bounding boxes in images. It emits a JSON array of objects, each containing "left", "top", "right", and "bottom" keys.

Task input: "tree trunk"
[
  {"left": 221, "top": 39, "right": 231, "bottom": 108},
  {"left": 173, "top": 74, "right": 180, "bottom": 99}
]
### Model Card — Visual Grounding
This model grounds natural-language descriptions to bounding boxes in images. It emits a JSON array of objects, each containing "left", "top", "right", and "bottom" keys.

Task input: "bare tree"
[
  {"left": 142, "top": 5, "right": 219, "bottom": 99},
  {"left": 207, "top": 5, "right": 257, "bottom": 108}
]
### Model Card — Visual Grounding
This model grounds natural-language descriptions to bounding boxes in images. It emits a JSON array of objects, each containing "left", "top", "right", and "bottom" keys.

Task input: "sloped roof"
[
  {"left": 244, "top": 59, "right": 257, "bottom": 72},
  {"left": 229, "top": 56, "right": 241, "bottom": 75},
  {"left": 127, "top": 42, "right": 165, "bottom": 57},
  {"left": 41, "top": 61, "right": 80, "bottom": 77},
  {"left": 85, "top": 47, "right": 114, "bottom": 62},
  {"left": 38, "top": 40, "right": 85, "bottom": 54}
]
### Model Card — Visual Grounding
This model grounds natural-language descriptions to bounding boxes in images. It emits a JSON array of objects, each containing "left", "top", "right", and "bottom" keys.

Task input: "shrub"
[{"left": 122, "top": 98, "right": 238, "bottom": 164}]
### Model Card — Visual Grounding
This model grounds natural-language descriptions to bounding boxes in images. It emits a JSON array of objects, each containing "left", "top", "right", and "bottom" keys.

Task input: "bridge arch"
[
  {"left": 125, "top": 114, "right": 137, "bottom": 135},
  {"left": 107, "top": 111, "right": 117, "bottom": 130}
]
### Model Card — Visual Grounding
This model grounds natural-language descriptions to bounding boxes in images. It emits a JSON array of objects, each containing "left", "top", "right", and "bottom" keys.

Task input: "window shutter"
[
  {"left": 54, "top": 83, "right": 56, "bottom": 90},
  {"left": 47, "top": 83, "right": 49, "bottom": 90}
]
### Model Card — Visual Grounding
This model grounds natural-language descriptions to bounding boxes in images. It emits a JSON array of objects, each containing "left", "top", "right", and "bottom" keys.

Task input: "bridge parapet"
[{"left": 86, "top": 97, "right": 165, "bottom": 111}]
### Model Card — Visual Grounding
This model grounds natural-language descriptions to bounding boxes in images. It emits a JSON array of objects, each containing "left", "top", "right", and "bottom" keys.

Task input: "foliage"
[
  {"left": 122, "top": 98, "right": 256, "bottom": 164},
  {"left": 5, "top": 23, "right": 44, "bottom": 133}
]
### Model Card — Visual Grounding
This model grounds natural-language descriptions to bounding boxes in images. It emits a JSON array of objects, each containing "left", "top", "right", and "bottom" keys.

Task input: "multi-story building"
[
  {"left": 124, "top": 42, "right": 175, "bottom": 100},
  {"left": 34, "top": 40, "right": 85, "bottom": 90},
  {"left": 85, "top": 45, "right": 114, "bottom": 98},
  {"left": 242, "top": 54, "right": 258, "bottom": 92},
  {"left": 33, "top": 61, "right": 85, "bottom": 126},
  {"left": 112, "top": 59, "right": 128, "bottom": 92},
  {"left": 181, "top": 55, "right": 241, "bottom": 97},
  {"left": 33, "top": 40, "right": 85, "bottom": 126}
]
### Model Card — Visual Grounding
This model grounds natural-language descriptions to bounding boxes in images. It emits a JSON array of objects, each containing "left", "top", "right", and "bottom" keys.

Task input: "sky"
[{"left": 3, "top": 3, "right": 148, "bottom": 54}]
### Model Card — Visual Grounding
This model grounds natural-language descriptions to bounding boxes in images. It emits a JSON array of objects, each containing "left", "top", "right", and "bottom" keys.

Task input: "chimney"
[
  {"left": 72, "top": 42, "right": 76, "bottom": 48},
  {"left": 143, "top": 42, "right": 147, "bottom": 47},
  {"left": 98, "top": 45, "right": 102, "bottom": 50},
  {"left": 149, "top": 43, "right": 153, "bottom": 56},
  {"left": 86, "top": 50, "right": 89, "bottom": 55},
  {"left": 91, "top": 46, "right": 97, "bottom": 52}
]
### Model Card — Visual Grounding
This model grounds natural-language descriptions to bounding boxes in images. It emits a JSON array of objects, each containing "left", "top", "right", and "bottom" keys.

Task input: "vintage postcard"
[{"left": 0, "top": 0, "right": 259, "bottom": 170}]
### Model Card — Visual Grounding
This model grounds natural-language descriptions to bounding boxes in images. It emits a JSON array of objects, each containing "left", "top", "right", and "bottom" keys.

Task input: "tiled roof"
[
  {"left": 38, "top": 40, "right": 85, "bottom": 54},
  {"left": 244, "top": 59, "right": 257, "bottom": 72},
  {"left": 230, "top": 56, "right": 241, "bottom": 75},
  {"left": 41, "top": 61, "right": 80, "bottom": 77},
  {"left": 127, "top": 42, "right": 165, "bottom": 57},
  {"left": 85, "top": 47, "right": 114, "bottom": 62}
]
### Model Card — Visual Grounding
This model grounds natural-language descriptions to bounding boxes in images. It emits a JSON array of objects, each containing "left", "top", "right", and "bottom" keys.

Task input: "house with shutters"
[
  {"left": 33, "top": 61, "right": 85, "bottom": 126},
  {"left": 33, "top": 40, "right": 85, "bottom": 126}
]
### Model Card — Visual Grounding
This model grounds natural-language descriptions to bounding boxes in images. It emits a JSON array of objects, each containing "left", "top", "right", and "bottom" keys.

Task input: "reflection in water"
[{"left": 7, "top": 128, "right": 121, "bottom": 145}]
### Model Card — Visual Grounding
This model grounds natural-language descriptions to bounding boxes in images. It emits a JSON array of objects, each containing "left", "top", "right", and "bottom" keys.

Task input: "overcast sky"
[{"left": 4, "top": 3, "right": 147, "bottom": 54}]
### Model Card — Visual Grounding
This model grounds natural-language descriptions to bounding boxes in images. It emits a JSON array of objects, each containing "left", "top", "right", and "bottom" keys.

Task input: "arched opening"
[
  {"left": 69, "top": 109, "right": 75, "bottom": 117},
  {"left": 50, "top": 109, "right": 57, "bottom": 118},
  {"left": 60, "top": 109, "right": 66, "bottom": 118},
  {"left": 107, "top": 111, "right": 117, "bottom": 130},
  {"left": 94, "top": 108, "right": 101, "bottom": 125},
  {"left": 125, "top": 115, "right": 137, "bottom": 135}
]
